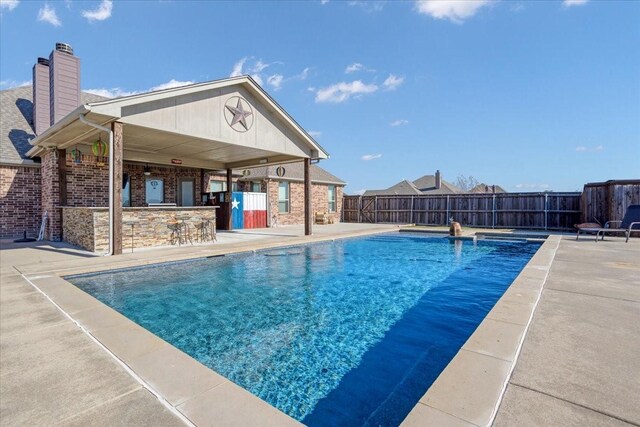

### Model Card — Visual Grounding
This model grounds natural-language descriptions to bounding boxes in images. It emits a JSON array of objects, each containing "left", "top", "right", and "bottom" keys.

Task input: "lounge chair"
[{"left": 576, "top": 205, "right": 640, "bottom": 242}]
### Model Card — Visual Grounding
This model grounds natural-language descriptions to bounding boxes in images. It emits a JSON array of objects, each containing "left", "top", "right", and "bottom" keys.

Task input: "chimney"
[
  {"left": 435, "top": 170, "right": 442, "bottom": 189},
  {"left": 48, "top": 42, "right": 80, "bottom": 126},
  {"left": 32, "top": 57, "right": 50, "bottom": 135}
]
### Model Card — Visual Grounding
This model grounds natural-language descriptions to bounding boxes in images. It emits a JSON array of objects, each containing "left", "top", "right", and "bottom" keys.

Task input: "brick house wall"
[
  {"left": 0, "top": 165, "right": 42, "bottom": 239},
  {"left": 267, "top": 180, "right": 343, "bottom": 226}
]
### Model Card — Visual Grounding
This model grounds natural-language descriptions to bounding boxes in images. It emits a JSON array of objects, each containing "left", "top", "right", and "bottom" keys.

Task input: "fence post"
[
  {"left": 375, "top": 196, "right": 378, "bottom": 223},
  {"left": 492, "top": 194, "right": 496, "bottom": 229},
  {"left": 446, "top": 195, "right": 450, "bottom": 225},
  {"left": 544, "top": 193, "right": 549, "bottom": 230},
  {"left": 410, "top": 196, "right": 414, "bottom": 224}
]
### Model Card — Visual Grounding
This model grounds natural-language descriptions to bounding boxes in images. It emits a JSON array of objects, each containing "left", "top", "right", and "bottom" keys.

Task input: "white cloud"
[
  {"left": 515, "top": 183, "right": 550, "bottom": 190},
  {"left": 230, "top": 57, "right": 248, "bottom": 77},
  {"left": 85, "top": 79, "right": 194, "bottom": 98},
  {"left": 315, "top": 80, "right": 378, "bottom": 103},
  {"left": 348, "top": 1, "right": 385, "bottom": 12},
  {"left": 298, "top": 67, "right": 312, "bottom": 80},
  {"left": 0, "top": 79, "right": 30, "bottom": 89},
  {"left": 230, "top": 57, "right": 283, "bottom": 87},
  {"left": 575, "top": 145, "right": 604, "bottom": 153},
  {"left": 390, "top": 119, "right": 409, "bottom": 126},
  {"left": 345, "top": 63, "right": 364, "bottom": 73},
  {"left": 0, "top": 0, "right": 19, "bottom": 11},
  {"left": 267, "top": 74, "right": 284, "bottom": 90},
  {"left": 84, "top": 88, "right": 138, "bottom": 98},
  {"left": 414, "top": 0, "right": 491, "bottom": 24},
  {"left": 320, "top": 0, "right": 329, "bottom": 4},
  {"left": 308, "top": 130, "right": 322, "bottom": 138},
  {"left": 38, "top": 4, "right": 61, "bottom": 26},
  {"left": 383, "top": 74, "right": 404, "bottom": 90},
  {"left": 563, "top": 0, "right": 588, "bottom": 7},
  {"left": 150, "top": 79, "right": 194, "bottom": 91},
  {"left": 345, "top": 63, "right": 376, "bottom": 74},
  {"left": 361, "top": 153, "right": 383, "bottom": 161},
  {"left": 82, "top": 0, "right": 112, "bottom": 21}
]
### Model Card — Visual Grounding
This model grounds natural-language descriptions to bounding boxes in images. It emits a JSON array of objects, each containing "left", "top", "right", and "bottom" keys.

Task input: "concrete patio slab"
[
  {"left": 493, "top": 384, "right": 634, "bottom": 427},
  {"left": 494, "top": 236, "right": 640, "bottom": 426},
  {"left": 58, "top": 388, "right": 186, "bottom": 427},
  {"left": 508, "top": 289, "right": 640, "bottom": 424}
]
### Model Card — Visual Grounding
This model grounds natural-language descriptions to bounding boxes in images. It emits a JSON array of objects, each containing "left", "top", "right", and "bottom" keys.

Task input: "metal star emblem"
[
  {"left": 232, "top": 198, "right": 240, "bottom": 210},
  {"left": 225, "top": 98, "right": 253, "bottom": 131}
]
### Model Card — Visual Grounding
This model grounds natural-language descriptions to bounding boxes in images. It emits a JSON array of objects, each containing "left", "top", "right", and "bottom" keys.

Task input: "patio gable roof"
[{"left": 27, "top": 76, "right": 328, "bottom": 170}]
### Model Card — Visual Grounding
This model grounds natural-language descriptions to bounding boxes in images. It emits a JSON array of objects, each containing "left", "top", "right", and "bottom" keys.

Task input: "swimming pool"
[{"left": 67, "top": 233, "right": 540, "bottom": 425}]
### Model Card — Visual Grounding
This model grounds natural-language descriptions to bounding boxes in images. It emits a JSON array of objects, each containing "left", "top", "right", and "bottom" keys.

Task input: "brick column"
[{"left": 41, "top": 150, "right": 62, "bottom": 240}]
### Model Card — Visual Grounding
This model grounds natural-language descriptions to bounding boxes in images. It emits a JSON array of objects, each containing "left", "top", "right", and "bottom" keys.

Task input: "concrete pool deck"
[{"left": 1, "top": 224, "right": 638, "bottom": 426}]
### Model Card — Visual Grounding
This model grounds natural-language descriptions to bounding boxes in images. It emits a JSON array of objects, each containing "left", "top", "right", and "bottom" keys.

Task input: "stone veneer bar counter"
[{"left": 61, "top": 207, "right": 217, "bottom": 253}]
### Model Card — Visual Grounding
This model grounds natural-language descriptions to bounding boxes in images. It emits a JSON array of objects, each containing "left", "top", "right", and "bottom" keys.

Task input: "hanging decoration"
[
  {"left": 92, "top": 137, "right": 108, "bottom": 166},
  {"left": 70, "top": 145, "right": 82, "bottom": 164}
]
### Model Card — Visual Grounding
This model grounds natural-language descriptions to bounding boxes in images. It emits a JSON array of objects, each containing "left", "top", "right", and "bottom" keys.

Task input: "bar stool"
[
  {"left": 203, "top": 215, "right": 216, "bottom": 242},
  {"left": 193, "top": 217, "right": 210, "bottom": 243},
  {"left": 167, "top": 217, "right": 183, "bottom": 246},
  {"left": 176, "top": 214, "right": 193, "bottom": 245}
]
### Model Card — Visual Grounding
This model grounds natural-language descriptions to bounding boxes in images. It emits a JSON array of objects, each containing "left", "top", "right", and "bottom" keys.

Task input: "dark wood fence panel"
[
  {"left": 581, "top": 180, "right": 640, "bottom": 223},
  {"left": 342, "top": 192, "right": 582, "bottom": 230}
]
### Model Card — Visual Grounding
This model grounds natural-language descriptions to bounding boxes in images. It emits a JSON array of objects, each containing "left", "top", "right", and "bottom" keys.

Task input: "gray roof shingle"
[{"left": 1, "top": 85, "right": 107, "bottom": 165}]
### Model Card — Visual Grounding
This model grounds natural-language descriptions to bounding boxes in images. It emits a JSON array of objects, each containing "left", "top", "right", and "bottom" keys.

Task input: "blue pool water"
[{"left": 67, "top": 233, "right": 540, "bottom": 425}]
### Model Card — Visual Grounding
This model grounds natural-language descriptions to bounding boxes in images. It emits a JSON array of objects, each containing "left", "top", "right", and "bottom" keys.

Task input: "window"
[
  {"left": 328, "top": 185, "right": 336, "bottom": 212},
  {"left": 251, "top": 181, "right": 261, "bottom": 192},
  {"left": 278, "top": 182, "right": 289, "bottom": 213},
  {"left": 209, "top": 180, "right": 238, "bottom": 192},
  {"left": 209, "top": 181, "right": 226, "bottom": 192},
  {"left": 122, "top": 174, "right": 131, "bottom": 207},
  {"left": 145, "top": 178, "right": 164, "bottom": 204}
]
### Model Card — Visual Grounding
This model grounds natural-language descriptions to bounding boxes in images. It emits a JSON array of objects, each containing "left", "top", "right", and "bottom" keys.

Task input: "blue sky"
[{"left": 1, "top": 0, "right": 639, "bottom": 193}]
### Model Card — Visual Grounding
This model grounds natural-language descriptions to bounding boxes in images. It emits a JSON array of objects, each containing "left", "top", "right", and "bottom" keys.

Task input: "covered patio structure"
[{"left": 27, "top": 76, "right": 328, "bottom": 255}]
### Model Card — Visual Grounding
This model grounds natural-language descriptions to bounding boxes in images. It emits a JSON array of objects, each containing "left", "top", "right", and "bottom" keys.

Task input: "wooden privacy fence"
[
  {"left": 581, "top": 180, "right": 640, "bottom": 223},
  {"left": 342, "top": 193, "right": 582, "bottom": 230}
]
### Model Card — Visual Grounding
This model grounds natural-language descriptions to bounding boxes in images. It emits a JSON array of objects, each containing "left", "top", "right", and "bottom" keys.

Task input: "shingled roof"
[
  {"left": 364, "top": 174, "right": 463, "bottom": 196},
  {"left": 412, "top": 174, "right": 463, "bottom": 195},
  {"left": 0, "top": 85, "right": 107, "bottom": 165},
  {"left": 363, "top": 180, "right": 423, "bottom": 196},
  {"left": 469, "top": 183, "right": 507, "bottom": 194},
  {"left": 237, "top": 162, "right": 345, "bottom": 185}
]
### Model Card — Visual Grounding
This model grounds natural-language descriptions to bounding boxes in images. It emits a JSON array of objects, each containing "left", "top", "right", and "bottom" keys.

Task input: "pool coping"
[{"left": 16, "top": 229, "right": 559, "bottom": 426}]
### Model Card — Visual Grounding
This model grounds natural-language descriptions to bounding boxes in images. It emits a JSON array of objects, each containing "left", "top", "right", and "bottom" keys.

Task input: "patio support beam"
[
  {"left": 226, "top": 168, "right": 233, "bottom": 231},
  {"left": 112, "top": 122, "right": 123, "bottom": 255},
  {"left": 304, "top": 158, "right": 312, "bottom": 236}
]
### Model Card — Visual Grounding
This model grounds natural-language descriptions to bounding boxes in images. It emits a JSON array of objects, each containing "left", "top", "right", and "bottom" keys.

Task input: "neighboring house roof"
[
  {"left": 237, "top": 162, "right": 345, "bottom": 186},
  {"left": 0, "top": 85, "right": 107, "bottom": 165},
  {"left": 363, "top": 180, "right": 422, "bottom": 196},
  {"left": 412, "top": 174, "right": 463, "bottom": 194},
  {"left": 469, "top": 183, "right": 507, "bottom": 194}
]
